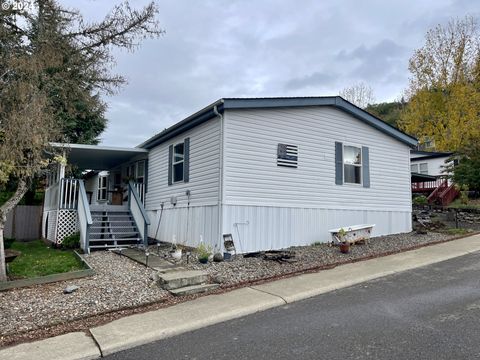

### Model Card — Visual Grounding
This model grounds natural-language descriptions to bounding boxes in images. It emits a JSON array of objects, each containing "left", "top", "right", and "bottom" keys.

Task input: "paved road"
[{"left": 106, "top": 252, "right": 480, "bottom": 360}]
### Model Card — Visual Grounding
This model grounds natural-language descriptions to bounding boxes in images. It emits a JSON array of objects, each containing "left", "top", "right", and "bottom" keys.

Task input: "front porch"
[{"left": 43, "top": 143, "right": 150, "bottom": 253}]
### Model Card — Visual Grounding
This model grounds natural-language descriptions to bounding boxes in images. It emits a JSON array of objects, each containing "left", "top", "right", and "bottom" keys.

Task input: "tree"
[
  {"left": 444, "top": 145, "right": 480, "bottom": 195},
  {"left": 0, "top": 0, "right": 163, "bottom": 280},
  {"left": 399, "top": 16, "right": 480, "bottom": 151},
  {"left": 339, "top": 82, "right": 376, "bottom": 109},
  {"left": 366, "top": 100, "right": 406, "bottom": 128}
]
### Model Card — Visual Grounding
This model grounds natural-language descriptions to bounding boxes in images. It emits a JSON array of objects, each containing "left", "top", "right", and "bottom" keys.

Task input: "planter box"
[
  {"left": 0, "top": 250, "right": 94, "bottom": 291},
  {"left": 329, "top": 224, "right": 375, "bottom": 245}
]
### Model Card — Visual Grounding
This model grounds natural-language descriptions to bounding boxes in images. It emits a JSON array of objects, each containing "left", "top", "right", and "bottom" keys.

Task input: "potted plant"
[
  {"left": 337, "top": 228, "right": 350, "bottom": 254},
  {"left": 196, "top": 243, "right": 212, "bottom": 264}
]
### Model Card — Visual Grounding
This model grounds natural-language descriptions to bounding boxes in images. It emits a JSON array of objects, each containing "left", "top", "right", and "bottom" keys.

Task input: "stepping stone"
[
  {"left": 157, "top": 270, "right": 208, "bottom": 290},
  {"left": 170, "top": 283, "right": 220, "bottom": 297}
]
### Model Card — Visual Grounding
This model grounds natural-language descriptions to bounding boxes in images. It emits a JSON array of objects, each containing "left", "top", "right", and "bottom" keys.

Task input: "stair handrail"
[
  {"left": 427, "top": 179, "right": 448, "bottom": 204},
  {"left": 78, "top": 180, "right": 93, "bottom": 253},
  {"left": 439, "top": 183, "right": 460, "bottom": 206},
  {"left": 128, "top": 180, "right": 150, "bottom": 247}
]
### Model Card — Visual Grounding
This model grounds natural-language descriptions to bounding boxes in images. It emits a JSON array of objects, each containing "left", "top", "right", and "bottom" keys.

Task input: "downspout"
[{"left": 213, "top": 104, "right": 224, "bottom": 251}]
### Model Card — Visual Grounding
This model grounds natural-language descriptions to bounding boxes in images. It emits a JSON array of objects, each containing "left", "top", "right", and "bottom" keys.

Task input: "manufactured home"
[{"left": 43, "top": 96, "right": 418, "bottom": 253}]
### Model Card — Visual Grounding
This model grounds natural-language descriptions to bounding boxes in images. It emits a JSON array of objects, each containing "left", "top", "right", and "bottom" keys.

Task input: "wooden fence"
[{"left": 4, "top": 205, "right": 42, "bottom": 240}]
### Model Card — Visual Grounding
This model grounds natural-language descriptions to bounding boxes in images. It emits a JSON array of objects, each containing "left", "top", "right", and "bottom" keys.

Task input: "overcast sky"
[{"left": 62, "top": 0, "right": 479, "bottom": 147}]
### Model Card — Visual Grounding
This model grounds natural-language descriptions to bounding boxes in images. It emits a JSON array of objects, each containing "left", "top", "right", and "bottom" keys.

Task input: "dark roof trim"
[
  {"left": 411, "top": 150, "right": 453, "bottom": 160},
  {"left": 411, "top": 172, "right": 437, "bottom": 182},
  {"left": 139, "top": 96, "right": 418, "bottom": 149}
]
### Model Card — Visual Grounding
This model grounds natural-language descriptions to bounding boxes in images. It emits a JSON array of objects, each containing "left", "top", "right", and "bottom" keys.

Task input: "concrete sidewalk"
[{"left": 3, "top": 234, "right": 480, "bottom": 359}]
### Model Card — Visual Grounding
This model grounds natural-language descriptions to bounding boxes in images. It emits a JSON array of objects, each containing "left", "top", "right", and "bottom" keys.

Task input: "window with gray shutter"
[
  {"left": 277, "top": 143, "right": 298, "bottom": 168},
  {"left": 168, "top": 138, "right": 190, "bottom": 185}
]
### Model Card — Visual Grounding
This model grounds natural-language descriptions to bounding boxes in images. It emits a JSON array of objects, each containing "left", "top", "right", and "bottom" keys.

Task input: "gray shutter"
[
  {"left": 168, "top": 144, "right": 173, "bottom": 186},
  {"left": 362, "top": 146, "right": 370, "bottom": 188},
  {"left": 335, "top": 142, "right": 343, "bottom": 185},
  {"left": 183, "top": 137, "right": 190, "bottom": 183}
]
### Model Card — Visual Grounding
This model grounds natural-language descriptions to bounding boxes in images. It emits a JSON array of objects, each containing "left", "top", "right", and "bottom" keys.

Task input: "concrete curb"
[
  {"left": 0, "top": 332, "right": 100, "bottom": 360},
  {"left": 3, "top": 234, "right": 480, "bottom": 359},
  {"left": 90, "top": 287, "right": 285, "bottom": 356}
]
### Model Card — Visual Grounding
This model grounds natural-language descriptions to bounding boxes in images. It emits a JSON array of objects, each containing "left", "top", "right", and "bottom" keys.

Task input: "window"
[
  {"left": 343, "top": 145, "right": 362, "bottom": 184},
  {"left": 97, "top": 175, "right": 108, "bottom": 201},
  {"left": 419, "top": 163, "right": 428, "bottom": 175},
  {"left": 411, "top": 164, "right": 419, "bottom": 173},
  {"left": 172, "top": 142, "right": 184, "bottom": 183}
]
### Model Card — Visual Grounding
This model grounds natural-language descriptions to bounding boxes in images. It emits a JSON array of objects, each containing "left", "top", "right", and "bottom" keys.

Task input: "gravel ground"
[
  {"left": 0, "top": 251, "right": 168, "bottom": 337},
  {"left": 183, "top": 231, "right": 460, "bottom": 286}
]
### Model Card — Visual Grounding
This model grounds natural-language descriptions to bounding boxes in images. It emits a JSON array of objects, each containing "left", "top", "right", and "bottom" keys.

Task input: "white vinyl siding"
[
  {"left": 410, "top": 156, "right": 450, "bottom": 177},
  {"left": 222, "top": 106, "right": 412, "bottom": 212},
  {"left": 146, "top": 117, "right": 221, "bottom": 210}
]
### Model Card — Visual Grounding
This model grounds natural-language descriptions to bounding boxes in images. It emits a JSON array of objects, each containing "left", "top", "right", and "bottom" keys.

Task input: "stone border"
[{"left": 0, "top": 250, "right": 94, "bottom": 291}]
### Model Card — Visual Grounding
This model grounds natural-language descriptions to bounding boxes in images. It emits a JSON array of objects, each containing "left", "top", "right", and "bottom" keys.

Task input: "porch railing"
[
  {"left": 78, "top": 180, "right": 93, "bottom": 253},
  {"left": 128, "top": 180, "right": 150, "bottom": 246},
  {"left": 44, "top": 181, "right": 60, "bottom": 211},
  {"left": 59, "top": 178, "right": 79, "bottom": 209},
  {"left": 134, "top": 182, "right": 145, "bottom": 204}
]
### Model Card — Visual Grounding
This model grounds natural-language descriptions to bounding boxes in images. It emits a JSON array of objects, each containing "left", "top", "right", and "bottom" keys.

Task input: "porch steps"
[{"left": 89, "top": 209, "right": 141, "bottom": 250}]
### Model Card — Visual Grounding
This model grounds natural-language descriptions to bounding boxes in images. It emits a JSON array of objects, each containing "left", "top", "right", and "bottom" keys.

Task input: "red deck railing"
[{"left": 412, "top": 177, "right": 446, "bottom": 192}]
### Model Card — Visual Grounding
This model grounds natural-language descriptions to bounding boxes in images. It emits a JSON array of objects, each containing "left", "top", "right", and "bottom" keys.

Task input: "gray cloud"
[
  {"left": 60, "top": 0, "right": 480, "bottom": 147},
  {"left": 285, "top": 72, "right": 337, "bottom": 90}
]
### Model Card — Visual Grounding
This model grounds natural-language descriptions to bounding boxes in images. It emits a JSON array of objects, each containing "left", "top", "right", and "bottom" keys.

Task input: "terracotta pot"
[{"left": 339, "top": 242, "right": 350, "bottom": 254}]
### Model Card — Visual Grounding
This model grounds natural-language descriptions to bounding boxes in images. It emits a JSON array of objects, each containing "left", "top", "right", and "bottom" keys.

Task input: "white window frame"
[
  {"left": 172, "top": 141, "right": 185, "bottom": 183},
  {"left": 411, "top": 163, "right": 419, "bottom": 173},
  {"left": 343, "top": 144, "right": 362, "bottom": 185},
  {"left": 97, "top": 175, "right": 108, "bottom": 201},
  {"left": 419, "top": 162, "right": 428, "bottom": 175}
]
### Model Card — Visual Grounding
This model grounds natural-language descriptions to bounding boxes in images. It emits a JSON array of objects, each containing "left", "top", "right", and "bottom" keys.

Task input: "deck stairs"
[
  {"left": 89, "top": 208, "right": 142, "bottom": 250},
  {"left": 427, "top": 182, "right": 460, "bottom": 206}
]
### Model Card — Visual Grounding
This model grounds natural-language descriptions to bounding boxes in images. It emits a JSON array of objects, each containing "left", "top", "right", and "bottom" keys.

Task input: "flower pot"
[
  {"left": 339, "top": 242, "right": 350, "bottom": 254},
  {"left": 170, "top": 249, "right": 182, "bottom": 261},
  {"left": 199, "top": 257, "right": 208, "bottom": 264}
]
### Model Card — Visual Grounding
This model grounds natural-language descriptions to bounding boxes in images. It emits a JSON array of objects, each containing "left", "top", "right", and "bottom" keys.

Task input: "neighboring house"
[
  {"left": 410, "top": 150, "right": 453, "bottom": 177},
  {"left": 43, "top": 96, "right": 418, "bottom": 253},
  {"left": 410, "top": 150, "right": 458, "bottom": 205}
]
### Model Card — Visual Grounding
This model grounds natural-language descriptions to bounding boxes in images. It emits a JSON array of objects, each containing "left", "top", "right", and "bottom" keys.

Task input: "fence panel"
[{"left": 4, "top": 205, "right": 42, "bottom": 240}]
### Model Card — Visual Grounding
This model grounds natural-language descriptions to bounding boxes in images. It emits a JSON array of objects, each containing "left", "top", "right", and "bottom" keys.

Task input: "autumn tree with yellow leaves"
[{"left": 400, "top": 16, "right": 480, "bottom": 151}]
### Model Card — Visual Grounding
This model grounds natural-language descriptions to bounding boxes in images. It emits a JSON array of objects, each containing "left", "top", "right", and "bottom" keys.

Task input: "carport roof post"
[{"left": 50, "top": 143, "right": 148, "bottom": 171}]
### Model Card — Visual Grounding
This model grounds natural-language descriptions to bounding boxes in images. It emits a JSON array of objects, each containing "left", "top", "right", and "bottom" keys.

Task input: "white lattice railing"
[
  {"left": 128, "top": 181, "right": 150, "bottom": 246},
  {"left": 77, "top": 180, "right": 93, "bottom": 253}
]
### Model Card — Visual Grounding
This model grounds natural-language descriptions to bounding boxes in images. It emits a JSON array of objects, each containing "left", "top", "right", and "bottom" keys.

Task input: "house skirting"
[
  {"left": 147, "top": 205, "right": 221, "bottom": 250},
  {"left": 146, "top": 204, "right": 411, "bottom": 254},
  {"left": 221, "top": 205, "right": 412, "bottom": 253}
]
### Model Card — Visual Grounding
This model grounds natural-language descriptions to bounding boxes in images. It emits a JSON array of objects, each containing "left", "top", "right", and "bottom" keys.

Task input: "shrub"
[
  {"left": 413, "top": 195, "right": 428, "bottom": 205},
  {"left": 61, "top": 232, "right": 80, "bottom": 249},
  {"left": 196, "top": 243, "right": 212, "bottom": 261}
]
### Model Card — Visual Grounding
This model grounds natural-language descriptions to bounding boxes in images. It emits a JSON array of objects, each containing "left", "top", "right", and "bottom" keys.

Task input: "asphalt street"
[{"left": 106, "top": 251, "right": 480, "bottom": 360}]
